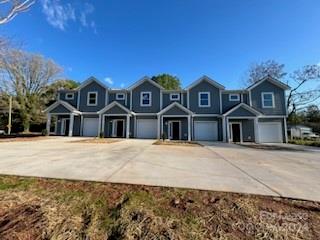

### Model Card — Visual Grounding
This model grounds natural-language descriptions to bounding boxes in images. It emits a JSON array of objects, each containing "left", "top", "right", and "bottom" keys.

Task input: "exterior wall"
[
  {"left": 228, "top": 107, "right": 256, "bottom": 117},
  {"left": 163, "top": 106, "right": 189, "bottom": 115},
  {"left": 250, "top": 80, "right": 286, "bottom": 115},
  {"left": 162, "top": 117, "right": 188, "bottom": 140},
  {"left": 51, "top": 105, "right": 71, "bottom": 114},
  {"left": 258, "top": 117, "right": 286, "bottom": 142},
  {"left": 192, "top": 117, "right": 222, "bottom": 141},
  {"left": 79, "top": 81, "right": 106, "bottom": 112},
  {"left": 188, "top": 81, "right": 221, "bottom": 114},
  {"left": 229, "top": 119, "right": 255, "bottom": 142},
  {"left": 56, "top": 115, "right": 70, "bottom": 135},
  {"left": 162, "top": 92, "right": 183, "bottom": 108},
  {"left": 222, "top": 93, "right": 240, "bottom": 113},
  {"left": 103, "top": 105, "right": 128, "bottom": 115},
  {"left": 182, "top": 93, "right": 188, "bottom": 108},
  {"left": 108, "top": 91, "right": 130, "bottom": 108},
  {"left": 59, "top": 91, "right": 78, "bottom": 108},
  {"left": 103, "top": 116, "right": 127, "bottom": 137},
  {"left": 131, "top": 81, "right": 161, "bottom": 113},
  {"left": 242, "top": 93, "right": 249, "bottom": 104},
  {"left": 73, "top": 116, "right": 81, "bottom": 136}
]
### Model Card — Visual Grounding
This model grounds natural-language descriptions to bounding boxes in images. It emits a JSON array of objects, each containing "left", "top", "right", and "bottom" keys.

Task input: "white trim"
[
  {"left": 44, "top": 100, "right": 81, "bottom": 115},
  {"left": 168, "top": 120, "right": 181, "bottom": 140},
  {"left": 65, "top": 93, "right": 74, "bottom": 100},
  {"left": 69, "top": 113, "right": 74, "bottom": 137},
  {"left": 105, "top": 89, "right": 109, "bottom": 105},
  {"left": 160, "top": 90, "right": 163, "bottom": 110},
  {"left": 116, "top": 92, "right": 125, "bottom": 100},
  {"left": 254, "top": 117, "right": 259, "bottom": 143},
  {"left": 222, "top": 116, "right": 226, "bottom": 142},
  {"left": 229, "top": 121, "right": 242, "bottom": 143},
  {"left": 198, "top": 92, "right": 211, "bottom": 107},
  {"left": 57, "top": 92, "right": 61, "bottom": 100},
  {"left": 249, "top": 91, "right": 252, "bottom": 106},
  {"left": 128, "top": 76, "right": 164, "bottom": 90},
  {"left": 77, "top": 90, "right": 80, "bottom": 109},
  {"left": 258, "top": 115, "right": 287, "bottom": 118},
  {"left": 134, "top": 113, "right": 157, "bottom": 116},
  {"left": 261, "top": 92, "right": 275, "bottom": 108},
  {"left": 229, "top": 93, "right": 240, "bottom": 101},
  {"left": 157, "top": 102, "right": 193, "bottom": 116},
  {"left": 170, "top": 93, "right": 180, "bottom": 101},
  {"left": 219, "top": 89, "right": 222, "bottom": 114},
  {"left": 227, "top": 116, "right": 257, "bottom": 119},
  {"left": 187, "top": 115, "right": 191, "bottom": 141},
  {"left": 247, "top": 76, "right": 290, "bottom": 91},
  {"left": 87, "top": 91, "right": 98, "bottom": 106},
  {"left": 140, "top": 91, "right": 152, "bottom": 107},
  {"left": 187, "top": 91, "right": 190, "bottom": 108},
  {"left": 112, "top": 119, "right": 125, "bottom": 137},
  {"left": 223, "top": 103, "right": 261, "bottom": 117},
  {"left": 130, "top": 90, "right": 133, "bottom": 110},
  {"left": 185, "top": 75, "right": 225, "bottom": 90},
  {"left": 283, "top": 117, "right": 288, "bottom": 143},
  {"left": 125, "top": 93, "right": 127, "bottom": 106},
  {"left": 181, "top": 93, "right": 184, "bottom": 106},
  {"left": 193, "top": 114, "right": 221, "bottom": 117},
  {"left": 75, "top": 76, "right": 108, "bottom": 91}
]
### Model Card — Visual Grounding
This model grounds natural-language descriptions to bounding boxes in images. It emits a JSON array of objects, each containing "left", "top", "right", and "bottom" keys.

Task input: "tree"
[
  {"left": 44, "top": 79, "right": 80, "bottom": 104},
  {"left": 245, "top": 60, "right": 287, "bottom": 86},
  {"left": 0, "top": 0, "right": 35, "bottom": 24},
  {"left": 0, "top": 49, "right": 62, "bottom": 132},
  {"left": 151, "top": 74, "right": 181, "bottom": 90},
  {"left": 305, "top": 104, "right": 320, "bottom": 123}
]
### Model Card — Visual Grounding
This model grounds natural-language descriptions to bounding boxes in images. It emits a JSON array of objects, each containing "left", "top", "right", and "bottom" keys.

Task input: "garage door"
[
  {"left": 137, "top": 119, "right": 157, "bottom": 139},
  {"left": 258, "top": 122, "right": 282, "bottom": 143},
  {"left": 194, "top": 121, "right": 218, "bottom": 141},
  {"left": 83, "top": 118, "right": 99, "bottom": 137}
]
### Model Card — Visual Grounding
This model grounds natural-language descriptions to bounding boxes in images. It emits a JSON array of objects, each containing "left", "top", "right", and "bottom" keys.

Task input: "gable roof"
[
  {"left": 247, "top": 75, "right": 290, "bottom": 91},
  {"left": 43, "top": 100, "right": 81, "bottom": 115},
  {"left": 185, "top": 75, "right": 225, "bottom": 90},
  {"left": 157, "top": 102, "right": 194, "bottom": 116},
  {"left": 223, "top": 103, "right": 262, "bottom": 117},
  {"left": 128, "top": 76, "right": 164, "bottom": 91},
  {"left": 97, "top": 101, "right": 134, "bottom": 115},
  {"left": 76, "top": 76, "right": 108, "bottom": 91}
]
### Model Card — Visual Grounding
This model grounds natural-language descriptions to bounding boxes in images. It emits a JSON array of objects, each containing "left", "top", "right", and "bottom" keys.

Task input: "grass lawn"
[
  {"left": 0, "top": 175, "right": 319, "bottom": 239},
  {"left": 289, "top": 139, "right": 320, "bottom": 147}
]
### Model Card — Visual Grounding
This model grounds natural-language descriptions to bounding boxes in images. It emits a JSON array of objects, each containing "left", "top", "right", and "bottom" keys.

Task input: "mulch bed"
[
  {"left": 153, "top": 140, "right": 202, "bottom": 147},
  {"left": 70, "top": 138, "right": 123, "bottom": 144}
]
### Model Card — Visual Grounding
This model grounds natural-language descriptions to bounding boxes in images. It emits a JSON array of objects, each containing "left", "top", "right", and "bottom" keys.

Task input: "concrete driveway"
[{"left": 0, "top": 137, "right": 319, "bottom": 202}]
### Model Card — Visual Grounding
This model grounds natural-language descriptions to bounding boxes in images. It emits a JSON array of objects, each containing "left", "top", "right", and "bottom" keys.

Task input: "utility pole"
[{"left": 8, "top": 96, "right": 12, "bottom": 135}]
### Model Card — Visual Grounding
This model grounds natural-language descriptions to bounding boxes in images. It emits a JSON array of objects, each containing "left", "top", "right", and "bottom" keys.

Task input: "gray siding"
[
  {"left": 222, "top": 93, "right": 240, "bottom": 113},
  {"left": 73, "top": 116, "right": 81, "bottom": 136},
  {"left": 182, "top": 93, "right": 188, "bottom": 107},
  {"left": 242, "top": 93, "right": 249, "bottom": 104},
  {"left": 162, "top": 92, "right": 182, "bottom": 108},
  {"left": 188, "top": 81, "right": 221, "bottom": 114},
  {"left": 131, "top": 81, "right": 161, "bottom": 113},
  {"left": 228, "top": 106, "right": 256, "bottom": 117},
  {"left": 162, "top": 105, "right": 189, "bottom": 115},
  {"left": 162, "top": 117, "right": 188, "bottom": 140},
  {"left": 251, "top": 80, "right": 286, "bottom": 115},
  {"left": 59, "top": 91, "right": 78, "bottom": 108},
  {"left": 108, "top": 92, "right": 130, "bottom": 108},
  {"left": 79, "top": 81, "right": 106, "bottom": 112},
  {"left": 104, "top": 105, "right": 128, "bottom": 115},
  {"left": 103, "top": 116, "right": 127, "bottom": 137},
  {"left": 51, "top": 105, "right": 70, "bottom": 114},
  {"left": 229, "top": 119, "right": 255, "bottom": 142}
]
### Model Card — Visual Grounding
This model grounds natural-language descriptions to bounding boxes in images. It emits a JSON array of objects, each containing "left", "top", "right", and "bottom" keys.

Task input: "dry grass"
[
  {"left": 0, "top": 136, "right": 48, "bottom": 143},
  {"left": 153, "top": 140, "right": 202, "bottom": 147},
  {"left": 0, "top": 175, "right": 319, "bottom": 239},
  {"left": 70, "top": 138, "right": 123, "bottom": 144}
]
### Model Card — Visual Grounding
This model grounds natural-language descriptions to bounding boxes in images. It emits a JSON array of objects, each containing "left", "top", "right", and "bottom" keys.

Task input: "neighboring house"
[
  {"left": 289, "top": 125, "right": 319, "bottom": 139},
  {"left": 44, "top": 75, "right": 290, "bottom": 143}
]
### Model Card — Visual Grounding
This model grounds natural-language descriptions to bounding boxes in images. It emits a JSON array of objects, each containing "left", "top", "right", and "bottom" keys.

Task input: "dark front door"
[
  {"left": 172, "top": 122, "right": 180, "bottom": 140},
  {"left": 116, "top": 120, "right": 124, "bottom": 137},
  {"left": 231, "top": 124, "right": 241, "bottom": 142},
  {"left": 64, "top": 119, "right": 70, "bottom": 136}
]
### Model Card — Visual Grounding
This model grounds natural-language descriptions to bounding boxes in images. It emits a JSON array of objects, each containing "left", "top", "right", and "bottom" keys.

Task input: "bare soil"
[
  {"left": 0, "top": 175, "right": 319, "bottom": 239},
  {"left": 0, "top": 136, "right": 48, "bottom": 143},
  {"left": 70, "top": 138, "right": 122, "bottom": 144},
  {"left": 153, "top": 140, "right": 202, "bottom": 147}
]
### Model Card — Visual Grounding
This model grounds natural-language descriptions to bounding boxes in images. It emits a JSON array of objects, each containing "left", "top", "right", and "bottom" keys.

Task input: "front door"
[
  {"left": 116, "top": 120, "right": 124, "bottom": 137},
  {"left": 170, "top": 121, "right": 180, "bottom": 140},
  {"left": 231, "top": 123, "right": 241, "bottom": 142},
  {"left": 63, "top": 119, "right": 70, "bottom": 136}
]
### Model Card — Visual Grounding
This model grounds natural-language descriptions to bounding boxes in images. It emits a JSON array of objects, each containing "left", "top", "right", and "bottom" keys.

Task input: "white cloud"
[
  {"left": 120, "top": 83, "right": 125, "bottom": 88},
  {"left": 104, "top": 77, "right": 113, "bottom": 85}
]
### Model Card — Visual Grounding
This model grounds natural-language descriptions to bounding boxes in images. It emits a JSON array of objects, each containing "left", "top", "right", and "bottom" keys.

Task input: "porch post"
[
  {"left": 187, "top": 115, "right": 191, "bottom": 141},
  {"left": 98, "top": 114, "right": 102, "bottom": 137},
  {"left": 80, "top": 115, "right": 84, "bottom": 136},
  {"left": 283, "top": 117, "right": 288, "bottom": 143},
  {"left": 254, "top": 117, "right": 259, "bottom": 143},
  {"left": 102, "top": 115, "right": 105, "bottom": 136},
  {"left": 46, "top": 113, "right": 51, "bottom": 135},
  {"left": 126, "top": 115, "right": 130, "bottom": 138},
  {"left": 226, "top": 117, "right": 229, "bottom": 143},
  {"left": 68, "top": 113, "right": 74, "bottom": 137},
  {"left": 157, "top": 115, "right": 160, "bottom": 139},
  {"left": 160, "top": 115, "right": 163, "bottom": 138},
  {"left": 222, "top": 116, "right": 226, "bottom": 142}
]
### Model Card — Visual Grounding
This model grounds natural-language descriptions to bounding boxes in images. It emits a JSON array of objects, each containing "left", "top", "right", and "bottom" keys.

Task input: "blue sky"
[{"left": 1, "top": 0, "right": 320, "bottom": 89}]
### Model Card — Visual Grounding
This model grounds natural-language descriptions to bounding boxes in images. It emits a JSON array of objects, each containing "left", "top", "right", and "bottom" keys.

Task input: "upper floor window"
[
  {"left": 198, "top": 92, "right": 210, "bottom": 107},
  {"left": 116, "top": 93, "right": 125, "bottom": 100},
  {"left": 170, "top": 93, "right": 180, "bottom": 101},
  {"left": 261, "top": 92, "right": 275, "bottom": 108},
  {"left": 87, "top": 92, "right": 98, "bottom": 106},
  {"left": 140, "top": 92, "right": 151, "bottom": 106},
  {"left": 229, "top": 94, "right": 240, "bottom": 101},
  {"left": 65, "top": 93, "right": 74, "bottom": 100}
]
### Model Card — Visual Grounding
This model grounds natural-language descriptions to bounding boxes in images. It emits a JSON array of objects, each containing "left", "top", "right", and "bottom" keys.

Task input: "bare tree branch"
[{"left": 0, "top": 0, "right": 35, "bottom": 24}]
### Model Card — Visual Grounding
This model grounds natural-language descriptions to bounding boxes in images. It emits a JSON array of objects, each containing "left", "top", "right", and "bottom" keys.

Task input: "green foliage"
[{"left": 151, "top": 74, "right": 181, "bottom": 90}]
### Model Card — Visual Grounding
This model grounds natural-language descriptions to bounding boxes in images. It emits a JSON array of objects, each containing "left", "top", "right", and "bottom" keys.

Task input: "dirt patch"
[
  {"left": 0, "top": 136, "right": 48, "bottom": 143},
  {"left": 153, "top": 140, "right": 201, "bottom": 147},
  {"left": 70, "top": 138, "right": 123, "bottom": 144},
  {"left": 240, "top": 143, "right": 304, "bottom": 151},
  {"left": 0, "top": 176, "right": 319, "bottom": 239}
]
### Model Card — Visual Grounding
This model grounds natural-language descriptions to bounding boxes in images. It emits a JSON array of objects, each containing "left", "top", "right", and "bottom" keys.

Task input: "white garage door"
[
  {"left": 137, "top": 119, "right": 157, "bottom": 139},
  {"left": 83, "top": 118, "right": 99, "bottom": 137},
  {"left": 194, "top": 121, "right": 218, "bottom": 141},
  {"left": 258, "top": 122, "right": 283, "bottom": 143}
]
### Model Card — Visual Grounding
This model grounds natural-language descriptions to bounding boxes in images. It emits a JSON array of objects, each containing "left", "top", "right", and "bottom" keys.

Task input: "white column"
[
  {"left": 283, "top": 117, "right": 288, "bottom": 143},
  {"left": 157, "top": 115, "right": 161, "bottom": 139},
  {"left": 68, "top": 114, "right": 74, "bottom": 137},
  {"left": 46, "top": 113, "right": 51, "bottom": 135},
  {"left": 160, "top": 116, "right": 163, "bottom": 138},
  {"left": 102, "top": 115, "right": 105, "bottom": 136},
  {"left": 226, "top": 117, "right": 229, "bottom": 143},
  {"left": 98, "top": 114, "right": 102, "bottom": 137},
  {"left": 80, "top": 115, "right": 84, "bottom": 136},
  {"left": 134, "top": 115, "right": 137, "bottom": 138},
  {"left": 254, "top": 117, "right": 259, "bottom": 143},
  {"left": 222, "top": 116, "right": 226, "bottom": 142},
  {"left": 126, "top": 115, "right": 130, "bottom": 138},
  {"left": 187, "top": 115, "right": 191, "bottom": 141}
]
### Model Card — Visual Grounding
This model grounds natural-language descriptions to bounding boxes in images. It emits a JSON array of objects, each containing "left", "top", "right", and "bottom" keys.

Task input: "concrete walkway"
[{"left": 0, "top": 137, "right": 319, "bottom": 202}]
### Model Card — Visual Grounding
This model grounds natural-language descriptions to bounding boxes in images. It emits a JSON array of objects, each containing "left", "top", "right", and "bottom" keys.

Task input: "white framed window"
[
  {"left": 261, "top": 92, "right": 275, "bottom": 108},
  {"left": 87, "top": 92, "right": 98, "bottom": 106},
  {"left": 198, "top": 92, "right": 210, "bottom": 107},
  {"left": 170, "top": 93, "right": 180, "bottom": 101},
  {"left": 65, "top": 93, "right": 74, "bottom": 100},
  {"left": 116, "top": 93, "right": 125, "bottom": 100},
  {"left": 229, "top": 94, "right": 240, "bottom": 101},
  {"left": 140, "top": 91, "right": 152, "bottom": 107}
]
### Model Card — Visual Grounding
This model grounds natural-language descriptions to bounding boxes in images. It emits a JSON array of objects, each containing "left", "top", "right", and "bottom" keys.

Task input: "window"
[
  {"left": 140, "top": 92, "right": 151, "bottom": 106},
  {"left": 65, "top": 93, "right": 74, "bottom": 100},
  {"left": 261, "top": 92, "right": 275, "bottom": 108},
  {"left": 198, "top": 92, "right": 210, "bottom": 107},
  {"left": 87, "top": 92, "right": 98, "bottom": 106},
  {"left": 116, "top": 93, "right": 125, "bottom": 100},
  {"left": 170, "top": 93, "right": 180, "bottom": 101},
  {"left": 229, "top": 94, "right": 240, "bottom": 101}
]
